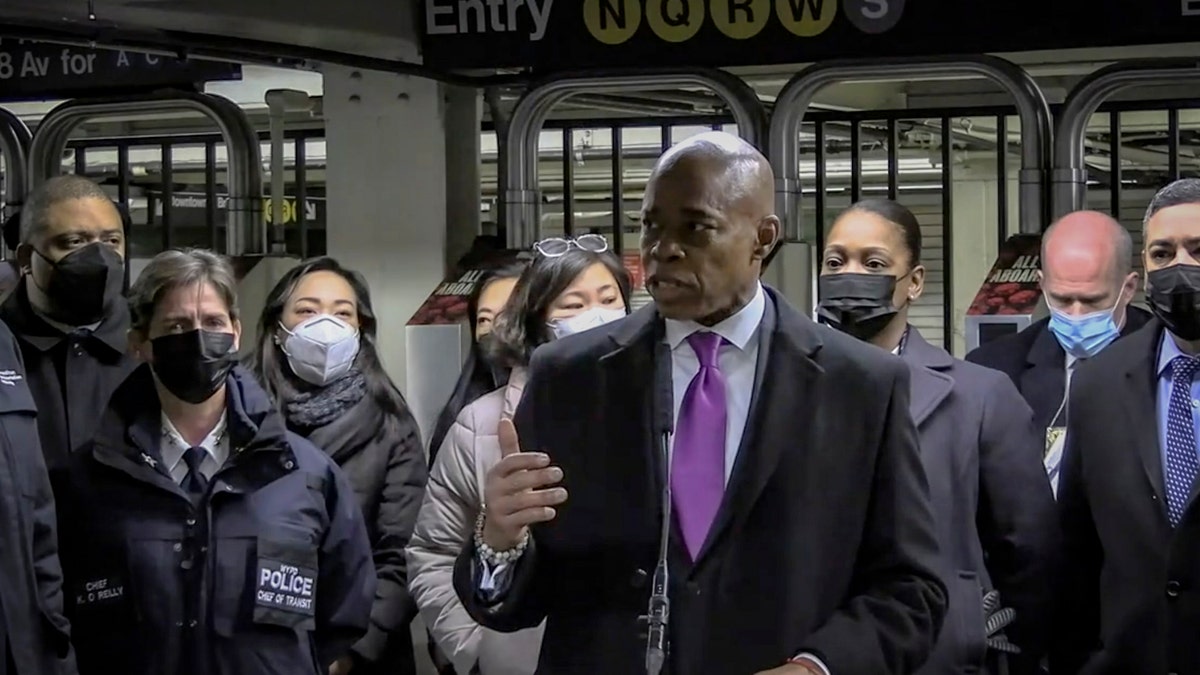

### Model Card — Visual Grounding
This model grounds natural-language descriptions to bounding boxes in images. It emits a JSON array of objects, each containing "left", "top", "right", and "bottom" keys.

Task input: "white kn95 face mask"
[{"left": 280, "top": 314, "right": 361, "bottom": 387}]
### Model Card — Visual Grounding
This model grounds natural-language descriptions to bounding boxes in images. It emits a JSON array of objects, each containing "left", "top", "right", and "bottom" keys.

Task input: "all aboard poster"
[{"left": 966, "top": 233, "right": 1042, "bottom": 316}]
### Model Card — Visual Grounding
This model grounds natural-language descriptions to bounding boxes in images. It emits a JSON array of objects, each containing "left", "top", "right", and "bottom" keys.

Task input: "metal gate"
[
  {"left": 768, "top": 55, "right": 1052, "bottom": 351},
  {"left": 500, "top": 68, "right": 768, "bottom": 250},
  {"left": 0, "top": 106, "right": 30, "bottom": 256},
  {"left": 60, "top": 128, "right": 325, "bottom": 260},
  {"left": 1054, "top": 58, "right": 1200, "bottom": 297},
  {"left": 28, "top": 92, "right": 265, "bottom": 256}
]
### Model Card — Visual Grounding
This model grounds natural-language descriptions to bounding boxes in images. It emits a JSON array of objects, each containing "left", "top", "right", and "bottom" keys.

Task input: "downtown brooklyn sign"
[{"left": 420, "top": 0, "right": 1200, "bottom": 71}]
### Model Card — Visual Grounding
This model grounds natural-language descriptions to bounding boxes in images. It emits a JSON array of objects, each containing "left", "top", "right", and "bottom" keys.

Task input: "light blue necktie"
[{"left": 1164, "top": 355, "right": 1200, "bottom": 527}]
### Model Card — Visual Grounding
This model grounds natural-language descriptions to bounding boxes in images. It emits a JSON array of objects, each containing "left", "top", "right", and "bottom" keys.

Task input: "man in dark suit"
[
  {"left": 1054, "top": 178, "right": 1200, "bottom": 673},
  {"left": 966, "top": 211, "right": 1149, "bottom": 493},
  {"left": 453, "top": 132, "right": 947, "bottom": 674}
]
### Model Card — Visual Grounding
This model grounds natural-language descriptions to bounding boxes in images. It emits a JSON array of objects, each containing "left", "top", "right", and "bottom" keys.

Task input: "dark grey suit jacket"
[
  {"left": 903, "top": 329, "right": 1058, "bottom": 675},
  {"left": 1054, "top": 319, "right": 1200, "bottom": 674},
  {"left": 965, "top": 308, "right": 1153, "bottom": 431},
  {"left": 453, "top": 286, "right": 947, "bottom": 674}
]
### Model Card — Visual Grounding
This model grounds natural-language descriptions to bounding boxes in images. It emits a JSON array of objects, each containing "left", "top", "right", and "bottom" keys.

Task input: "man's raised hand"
[{"left": 480, "top": 419, "right": 568, "bottom": 551}]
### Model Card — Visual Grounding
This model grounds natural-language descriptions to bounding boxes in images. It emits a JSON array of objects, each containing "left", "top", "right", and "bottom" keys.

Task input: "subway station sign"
[
  {"left": 160, "top": 193, "right": 326, "bottom": 228},
  {"left": 421, "top": 0, "right": 1200, "bottom": 70},
  {"left": 0, "top": 40, "right": 241, "bottom": 101}
]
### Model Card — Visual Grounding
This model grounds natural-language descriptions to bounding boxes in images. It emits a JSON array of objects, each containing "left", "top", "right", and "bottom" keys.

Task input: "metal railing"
[
  {"left": 504, "top": 68, "right": 767, "bottom": 248},
  {"left": 769, "top": 55, "right": 1052, "bottom": 243},
  {"left": 0, "top": 107, "right": 31, "bottom": 233},
  {"left": 1053, "top": 58, "right": 1200, "bottom": 219},
  {"left": 28, "top": 91, "right": 265, "bottom": 255}
]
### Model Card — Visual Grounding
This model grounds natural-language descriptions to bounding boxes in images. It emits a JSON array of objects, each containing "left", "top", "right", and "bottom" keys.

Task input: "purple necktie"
[{"left": 672, "top": 331, "right": 727, "bottom": 559}]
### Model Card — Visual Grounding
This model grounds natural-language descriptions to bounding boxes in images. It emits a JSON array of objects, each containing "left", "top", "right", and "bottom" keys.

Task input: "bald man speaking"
[
  {"left": 967, "top": 210, "right": 1149, "bottom": 492},
  {"left": 453, "top": 132, "right": 947, "bottom": 674}
]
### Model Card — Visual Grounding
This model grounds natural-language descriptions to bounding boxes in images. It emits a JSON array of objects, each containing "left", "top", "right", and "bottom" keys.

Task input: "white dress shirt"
[
  {"left": 663, "top": 282, "right": 764, "bottom": 482},
  {"left": 160, "top": 411, "right": 230, "bottom": 484}
]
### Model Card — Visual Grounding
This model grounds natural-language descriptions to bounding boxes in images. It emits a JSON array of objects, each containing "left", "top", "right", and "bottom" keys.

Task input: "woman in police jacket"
[
  {"left": 815, "top": 199, "right": 1059, "bottom": 675},
  {"left": 55, "top": 249, "right": 376, "bottom": 675},
  {"left": 249, "top": 256, "right": 428, "bottom": 675}
]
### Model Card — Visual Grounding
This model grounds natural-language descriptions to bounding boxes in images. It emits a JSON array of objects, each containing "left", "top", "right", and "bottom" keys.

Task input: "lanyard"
[{"left": 895, "top": 326, "right": 911, "bottom": 356}]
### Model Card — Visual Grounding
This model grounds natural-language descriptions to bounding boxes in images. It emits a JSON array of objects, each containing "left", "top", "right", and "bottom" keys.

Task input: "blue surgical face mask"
[{"left": 1047, "top": 292, "right": 1124, "bottom": 359}]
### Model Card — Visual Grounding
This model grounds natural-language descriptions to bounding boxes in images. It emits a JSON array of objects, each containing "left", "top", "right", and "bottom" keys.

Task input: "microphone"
[
  {"left": 644, "top": 340, "right": 674, "bottom": 675},
  {"left": 654, "top": 341, "right": 675, "bottom": 440}
]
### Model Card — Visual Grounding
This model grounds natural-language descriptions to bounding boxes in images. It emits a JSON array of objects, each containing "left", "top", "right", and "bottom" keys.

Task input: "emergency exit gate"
[
  {"left": 28, "top": 91, "right": 264, "bottom": 257},
  {"left": 498, "top": 55, "right": 1052, "bottom": 351},
  {"left": 0, "top": 106, "right": 30, "bottom": 257},
  {"left": 499, "top": 67, "right": 768, "bottom": 250},
  {"left": 3, "top": 51, "right": 1200, "bottom": 351}
]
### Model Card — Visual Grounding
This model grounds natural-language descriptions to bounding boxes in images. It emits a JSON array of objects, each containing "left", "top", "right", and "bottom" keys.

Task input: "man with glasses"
[{"left": 453, "top": 132, "right": 946, "bottom": 674}]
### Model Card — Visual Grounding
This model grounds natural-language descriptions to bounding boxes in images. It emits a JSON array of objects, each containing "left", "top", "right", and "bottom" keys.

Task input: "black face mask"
[
  {"left": 150, "top": 329, "right": 237, "bottom": 404},
  {"left": 475, "top": 333, "right": 508, "bottom": 388},
  {"left": 35, "top": 243, "right": 124, "bottom": 325},
  {"left": 816, "top": 273, "right": 900, "bottom": 341},
  {"left": 1147, "top": 264, "right": 1200, "bottom": 341}
]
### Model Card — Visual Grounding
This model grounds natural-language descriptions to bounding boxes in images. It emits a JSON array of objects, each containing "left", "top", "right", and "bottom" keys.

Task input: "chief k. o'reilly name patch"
[{"left": 75, "top": 576, "right": 125, "bottom": 607}]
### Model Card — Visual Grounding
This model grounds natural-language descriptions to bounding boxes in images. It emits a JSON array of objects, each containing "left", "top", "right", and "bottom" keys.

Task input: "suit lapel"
[
  {"left": 1023, "top": 326, "right": 1067, "bottom": 430},
  {"left": 901, "top": 328, "right": 954, "bottom": 428},
  {"left": 694, "top": 290, "right": 822, "bottom": 566},
  {"left": 1118, "top": 321, "right": 1167, "bottom": 513},
  {"left": 599, "top": 305, "right": 662, "bottom": 510}
]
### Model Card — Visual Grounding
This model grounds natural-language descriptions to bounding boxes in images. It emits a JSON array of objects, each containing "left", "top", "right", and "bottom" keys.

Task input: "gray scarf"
[{"left": 283, "top": 369, "right": 368, "bottom": 432}]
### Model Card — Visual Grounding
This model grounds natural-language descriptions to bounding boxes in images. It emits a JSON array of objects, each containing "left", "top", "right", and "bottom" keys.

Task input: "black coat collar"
[{"left": 0, "top": 277, "right": 129, "bottom": 356}]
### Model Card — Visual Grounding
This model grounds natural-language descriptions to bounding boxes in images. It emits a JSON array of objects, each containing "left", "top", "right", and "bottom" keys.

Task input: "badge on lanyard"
[{"left": 1045, "top": 427, "right": 1066, "bottom": 457}]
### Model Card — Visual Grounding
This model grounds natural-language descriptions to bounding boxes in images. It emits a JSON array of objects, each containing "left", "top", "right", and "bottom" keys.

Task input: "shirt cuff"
[
  {"left": 475, "top": 551, "right": 515, "bottom": 601},
  {"left": 790, "top": 653, "right": 831, "bottom": 675}
]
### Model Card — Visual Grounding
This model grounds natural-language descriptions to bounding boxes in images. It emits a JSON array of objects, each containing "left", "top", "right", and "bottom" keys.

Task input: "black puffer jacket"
[{"left": 299, "top": 396, "right": 428, "bottom": 675}]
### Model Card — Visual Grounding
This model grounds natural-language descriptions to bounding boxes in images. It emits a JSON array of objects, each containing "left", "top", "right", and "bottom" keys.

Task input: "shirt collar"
[
  {"left": 663, "top": 282, "right": 765, "bottom": 352},
  {"left": 2, "top": 278, "right": 127, "bottom": 354},
  {"left": 160, "top": 410, "right": 228, "bottom": 473},
  {"left": 1157, "top": 330, "right": 1193, "bottom": 378}
]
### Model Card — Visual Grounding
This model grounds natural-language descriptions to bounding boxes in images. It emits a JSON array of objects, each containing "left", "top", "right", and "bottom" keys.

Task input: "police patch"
[{"left": 252, "top": 538, "right": 318, "bottom": 629}]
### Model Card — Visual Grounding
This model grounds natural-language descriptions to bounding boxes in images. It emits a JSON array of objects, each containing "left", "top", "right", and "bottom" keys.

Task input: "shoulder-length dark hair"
[
  {"left": 247, "top": 256, "right": 411, "bottom": 434},
  {"left": 427, "top": 261, "right": 528, "bottom": 460},
  {"left": 467, "top": 261, "right": 529, "bottom": 346},
  {"left": 488, "top": 247, "right": 633, "bottom": 369}
]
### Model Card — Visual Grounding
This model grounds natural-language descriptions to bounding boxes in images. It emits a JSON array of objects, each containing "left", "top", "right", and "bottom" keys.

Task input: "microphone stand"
[{"left": 644, "top": 429, "right": 672, "bottom": 675}]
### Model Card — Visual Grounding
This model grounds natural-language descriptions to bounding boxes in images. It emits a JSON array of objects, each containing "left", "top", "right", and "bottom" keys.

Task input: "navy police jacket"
[
  {"left": 56, "top": 365, "right": 376, "bottom": 675},
  {"left": 0, "top": 320, "right": 74, "bottom": 674}
]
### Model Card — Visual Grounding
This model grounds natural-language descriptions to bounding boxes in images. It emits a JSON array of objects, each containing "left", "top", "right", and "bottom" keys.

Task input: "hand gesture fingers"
[{"left": 498, "top": 418, "right": 521, "bottom": 457}]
